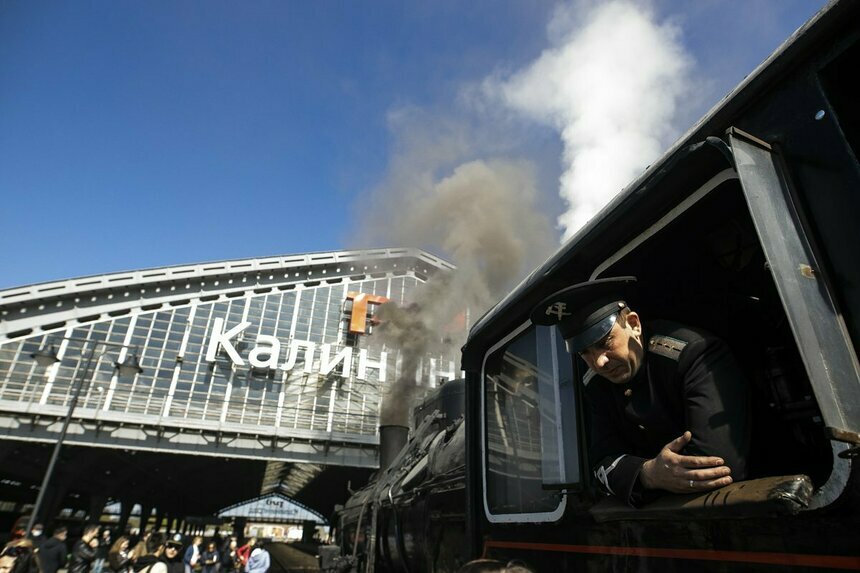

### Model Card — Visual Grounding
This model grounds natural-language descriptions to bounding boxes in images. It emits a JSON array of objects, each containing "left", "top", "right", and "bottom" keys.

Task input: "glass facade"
[{"left": 0, "top": 250, "right": 460, "bottom": 460}]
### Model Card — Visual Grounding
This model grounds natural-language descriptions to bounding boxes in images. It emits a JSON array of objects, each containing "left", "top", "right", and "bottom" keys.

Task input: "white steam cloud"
[{"left": 487, "top": 0, "right": 693, "bottom": 240}]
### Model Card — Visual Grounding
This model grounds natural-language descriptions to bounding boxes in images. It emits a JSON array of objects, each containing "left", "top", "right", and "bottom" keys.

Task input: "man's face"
[{"left": 578, "top": 312, "right": 644, "bottom": 384}]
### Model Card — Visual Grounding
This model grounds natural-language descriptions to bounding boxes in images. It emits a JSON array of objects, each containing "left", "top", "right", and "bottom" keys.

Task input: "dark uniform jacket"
[{"left": 584, "top": 320, "right": 750, "bottom": 506}]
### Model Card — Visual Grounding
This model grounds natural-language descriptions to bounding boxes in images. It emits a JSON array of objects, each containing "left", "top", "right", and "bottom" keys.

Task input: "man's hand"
[{"left": 639, "top": 431, "right": 733, "bottom": 493}]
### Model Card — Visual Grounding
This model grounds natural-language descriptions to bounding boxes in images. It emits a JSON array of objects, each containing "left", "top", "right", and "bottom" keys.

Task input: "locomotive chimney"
[{"left": 379, "top": 424, "right": 409, "bottom": 470}]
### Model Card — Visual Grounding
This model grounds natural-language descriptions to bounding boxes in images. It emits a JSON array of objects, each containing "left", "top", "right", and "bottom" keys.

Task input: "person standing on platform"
[
  {"left": 27, "top": 524, "right": 45, "bottom": 550},
  {"left": 219, "top": 539, "right": 240, "bottom": 573},
  {"left": 92, "top": 530, "right": 111, "bottom": 573},
  {"left": 108, "top": 537, "right": 134, "bottom": 573},
  {"left": 130, "top": 531, "right": 151, "bottom": 566},
  {"left": 161, "top": 535, "right": 185, "bottom": 573},
  {"left": 38, "top": 526, "right": 69, "bottom": 573},
  {"left": 182, "top": 537, "right": 202, "bottom": 573},
  {"left": 235, "top": 539, "right": 254, "bottom": 570},
  {"left": 70, "top": 525, "right": 101, "bottom": 573},
  {"left": 132, "top": 533, "right": 166, "bottom": 573},
  {"left": 0, "top": 538, "right": 40, "bottom": 573},
  {"left": 243, "top": 541, "right": 269, "bottom": 573},
  {"left": 200, "top": 543, "right": 218, "bottom": 573}
]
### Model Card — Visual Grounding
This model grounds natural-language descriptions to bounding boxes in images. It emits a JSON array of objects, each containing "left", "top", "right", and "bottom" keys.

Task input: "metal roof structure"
[
  {"left": 218, "top": 492, "right": 327, "bottom": 525},
  {"left": 0, "top": 248, "right": 457, "bottom": 523}
]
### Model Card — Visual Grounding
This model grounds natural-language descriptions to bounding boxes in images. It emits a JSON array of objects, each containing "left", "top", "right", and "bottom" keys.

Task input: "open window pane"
[
  {"left": 482, "top": 324, "right": 576, "bottom": 521},
  {"left": 730, "top": 129, "right": 860, "bottom": 441}
]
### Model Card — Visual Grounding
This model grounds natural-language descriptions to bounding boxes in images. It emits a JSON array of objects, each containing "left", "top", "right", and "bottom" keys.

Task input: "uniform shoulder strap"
[{"left": 647, "top": 334, "right": 687, "bottom": 361}]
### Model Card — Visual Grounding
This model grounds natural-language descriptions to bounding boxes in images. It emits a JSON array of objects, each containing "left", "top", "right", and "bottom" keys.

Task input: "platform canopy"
[{"left": 217, "top": 493, "right": 327, "bottom": 525}]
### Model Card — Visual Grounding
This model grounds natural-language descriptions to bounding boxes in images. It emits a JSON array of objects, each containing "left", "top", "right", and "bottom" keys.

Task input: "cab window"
[{"left": 481, "top": 323, "right": 579, "bottom": 522}]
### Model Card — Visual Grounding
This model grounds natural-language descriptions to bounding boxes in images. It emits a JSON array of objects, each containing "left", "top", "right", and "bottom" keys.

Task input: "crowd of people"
[{"left": 1, "top": 523, "right": 270, "bottom": 573}]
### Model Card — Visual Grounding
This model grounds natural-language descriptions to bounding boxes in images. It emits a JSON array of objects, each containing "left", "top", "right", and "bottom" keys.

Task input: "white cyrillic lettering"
[
  {"left": 319, "top": 345, "right": 353, "bottom": 376},
  {"left": 205, "top": 317, "right": 251, "bottom": 364},
  {"left": 249, "top": 335, "right": 281, "bottom": 369},
  {"left": 358, "top": 349, "right": 387, "bottom": 382}
]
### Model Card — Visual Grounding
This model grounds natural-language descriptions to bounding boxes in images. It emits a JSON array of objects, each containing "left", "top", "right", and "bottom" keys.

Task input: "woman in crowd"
[
  {"left": 235, "top": 538, "right": 255, "bottom": 570},
  {"left": 131, "top": 531, "right": 151, "bottom": 566},
  {"left": 243, "top": 540, "right": 269, "bottom": 573},
  {"left": 108, "top": 537, "right": 134, "bottom": 573}
]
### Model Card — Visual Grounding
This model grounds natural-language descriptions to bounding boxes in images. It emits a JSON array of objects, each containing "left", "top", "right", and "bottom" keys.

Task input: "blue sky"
[{"left": 0, "top": 0, "right": 826, "bottom": 289}]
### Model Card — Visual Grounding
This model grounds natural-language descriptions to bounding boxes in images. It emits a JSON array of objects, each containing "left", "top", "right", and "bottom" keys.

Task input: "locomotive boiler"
[{"left": 330, "top": 380, "right": 468, "bottom": 573}]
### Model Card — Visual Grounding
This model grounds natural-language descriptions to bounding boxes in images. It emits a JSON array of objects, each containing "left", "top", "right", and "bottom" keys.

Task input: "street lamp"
[{"left": 26, "top": 337, "right": 144, "bottom": 534}]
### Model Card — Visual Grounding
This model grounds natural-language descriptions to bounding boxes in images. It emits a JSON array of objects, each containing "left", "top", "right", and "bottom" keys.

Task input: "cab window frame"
[{"left": 480, "top": 321, "right": 579, "bottom": 524}]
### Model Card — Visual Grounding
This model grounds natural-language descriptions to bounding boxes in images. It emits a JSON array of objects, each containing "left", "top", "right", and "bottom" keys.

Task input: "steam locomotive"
[
  {"left": 328, "top": 1, "right": 860, "bottom": 570},
  {"left": 331, "top": 380, "right": 467, "bottom": 573}
]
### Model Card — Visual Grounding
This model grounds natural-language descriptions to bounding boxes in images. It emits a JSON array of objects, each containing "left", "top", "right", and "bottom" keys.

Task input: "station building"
[{"left": 0, "top": 248, "right": 460, "bottom": 533}]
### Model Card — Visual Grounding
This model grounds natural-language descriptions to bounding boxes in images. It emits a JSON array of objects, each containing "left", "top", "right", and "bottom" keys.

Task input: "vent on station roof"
[{"left": 7, "top": 328, "right": 33, "bottom": 339}]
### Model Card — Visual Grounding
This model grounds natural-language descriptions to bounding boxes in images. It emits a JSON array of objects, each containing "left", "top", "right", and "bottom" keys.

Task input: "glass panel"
[{"left": 483, "top": 324, "right": 574, "bottom": 518}]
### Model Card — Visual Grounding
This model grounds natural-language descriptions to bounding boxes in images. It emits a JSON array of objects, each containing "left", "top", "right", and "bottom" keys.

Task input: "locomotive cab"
[
  {"left": 464, "top": 2, "right": 860, "bottom": 568},
  {"left": 477, "top": 132, "right": 856, "bottom": 525}
]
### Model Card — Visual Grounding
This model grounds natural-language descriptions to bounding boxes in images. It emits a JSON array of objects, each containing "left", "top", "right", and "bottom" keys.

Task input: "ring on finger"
[{"left": 689, "top": 479, "right": 694, "bottom": 488}]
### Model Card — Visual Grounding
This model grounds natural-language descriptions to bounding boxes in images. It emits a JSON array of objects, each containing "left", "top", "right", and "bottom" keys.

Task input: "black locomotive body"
[
  {"left": 333, "top": 381, "right": 468, "bottom": 573},
  {"left": 333, "top": 1, "right": 860, "bottom": 570}
]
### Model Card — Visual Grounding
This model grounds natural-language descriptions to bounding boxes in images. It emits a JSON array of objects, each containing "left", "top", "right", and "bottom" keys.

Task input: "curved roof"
[
  {"left": 0, "top": 248, "right": 454, "bottom": 343},
  {"left": 218, "top": 492, "right": 327, "bottom": 525}
]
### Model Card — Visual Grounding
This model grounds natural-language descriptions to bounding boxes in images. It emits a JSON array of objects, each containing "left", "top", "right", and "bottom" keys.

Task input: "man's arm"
[
  {"left": 680, "top": 337, "right": 750, "bottom": 480},
  {"left": 639, "top": 431, "right": 734, "bottom": 492},
  {"left": 639, "top": 336, "right": 749, "bottom": 492},
  {"left": 78, "top": 541, "right": 97, "bottom": 562}
]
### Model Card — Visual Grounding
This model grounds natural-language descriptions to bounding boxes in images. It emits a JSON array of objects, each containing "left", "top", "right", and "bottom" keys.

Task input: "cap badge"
[{"left": 545, "top": 302, "right": 572, "bottom": 321}]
